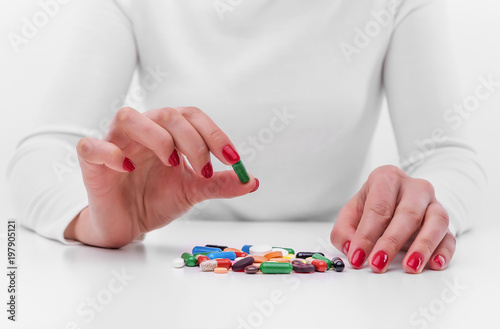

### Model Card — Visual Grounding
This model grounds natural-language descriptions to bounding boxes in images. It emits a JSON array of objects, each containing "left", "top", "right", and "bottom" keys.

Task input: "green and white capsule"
[{"left": 232, "top": 160, "right": 250, "bottom": 183}]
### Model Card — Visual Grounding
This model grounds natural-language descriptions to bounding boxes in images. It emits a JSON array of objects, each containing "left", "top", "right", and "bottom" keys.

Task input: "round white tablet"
[
  {"left": 172, "top": 257, "right": 185, "bottom": 268},
  {"left": 249, "top": 244, "right": 273, "bottom": 256}
]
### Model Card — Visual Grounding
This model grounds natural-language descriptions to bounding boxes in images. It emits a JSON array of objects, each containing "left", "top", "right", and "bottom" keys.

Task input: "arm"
[
  {"left": 383, "top": 0, "right": 486, "bottom": 236},
  {"left": 7, "top": 0, "right": 137, "bottom": 244},
  {"left": 330, "top": 0, "right": 486, "bottom": 273}
]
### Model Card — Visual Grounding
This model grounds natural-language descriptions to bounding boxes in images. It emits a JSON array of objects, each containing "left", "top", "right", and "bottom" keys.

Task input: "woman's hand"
[
  {"left": 330, "top": 165, "right": 456, "bottom": 274},
  {"left": 64, "top": 106, "right": 258, "bottom": 248}
]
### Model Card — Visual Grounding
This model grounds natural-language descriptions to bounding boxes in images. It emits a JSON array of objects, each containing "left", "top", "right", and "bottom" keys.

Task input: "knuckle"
[
  {"left": 399, "top": 206, "right": 423, "bottom": 225},
  {"left": 158, "top": 107, "right": 178, "bottom": 123},
  {"left": 158, "top": 133, "right": 174, "bottom": 151},
  {"left": 206, "top": 128, "right": 225, "bottom": 144},
  {"left": 357, "top": 232, "right": 376, "bottom": 246},
  {"left": 418, "top": 237, "right": 435, "bottom": 255},
  {"left": 369, "top": 200, "right": 393, "bottom": 223},
  {"left": 108, "top": 147, "right": 122, "bottom": 161},
  {"left": 431, "top": 204, "right": 450, "bottom": 227},
  {"left": 330, "top": 226, "right": 342, "bottom": 245},
  {"left": 179, "top": 106, "right": 202, "bottom": 118},
  {"left": 116, "top": 107, "right": 135, "bottom": 123},
  {"left": 76, "top": 138, "right": 93, "bottom": 157},
  {"left": 181, "top": 184, "right": 198, "bottom": 209},
  {"left": 375, "top": 165, "right": 401, "bottom": 178},
  {"left": 195, "top": 143, "right": 210, "bottom": 157},
  {"left": 415, "top": 178, "right": 435, "bottom": 195},
  {"left": 381, "top": 234, "right": 402, "bottom": 254},
  {"left": 445, "top": 231, "right": 456, "bottom": 246}
]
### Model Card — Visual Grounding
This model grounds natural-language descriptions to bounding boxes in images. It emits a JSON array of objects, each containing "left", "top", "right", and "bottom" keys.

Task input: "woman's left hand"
[{"left": 330, "top": 165, "right": 456, "bottom": 274}]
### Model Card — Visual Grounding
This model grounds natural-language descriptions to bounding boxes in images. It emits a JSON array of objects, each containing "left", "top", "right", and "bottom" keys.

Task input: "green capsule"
[
  {"left": 181, "top": 252, "right": 197, "bottom": 267},
  {"left": 260, "top": 262, "right": 293, "bottom": 274},
  {"left": 193, "top": 252, "right": 211, "bottom": 257},
  {"left": 232, "top": 160, "right": 250, "bottom": 184},
  {"left": 273, "top": 247, "right": 295, "bottom": 255},
  {"left": 312, "top": 253, "right": 332, "bottom": 270}
]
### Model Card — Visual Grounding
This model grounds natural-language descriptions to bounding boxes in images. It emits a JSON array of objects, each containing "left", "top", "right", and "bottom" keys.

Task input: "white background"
[{"left": 0, "top": 0, "right": 499, "bottom": 226}]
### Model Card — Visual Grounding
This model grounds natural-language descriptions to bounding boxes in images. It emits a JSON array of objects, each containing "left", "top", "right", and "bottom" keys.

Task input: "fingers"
[
  {"left": 330, "top": 186, "right": 366, "bottom": 256},
  {"left": 428, "top": 230, "right": 456, "bottom": 271},
  {"left": 402, "top": 202, "right": 452, "bottom": 274},
  {"left": 331, "top": 165, "right": 454, "bottom": 274},
  {"left": 175, "top": 107, "right": 241, "bottom": 166},
  {"left": 346, "top": 167, "right": 402, "bottom": 269},
  {"left": 367, "top": 179, "right": 434, "bottom": 273},
  {"left": 145, "top": 106, "right": 245, "bottom": 179},
  {"left": 77, "top": 137, "right": 132, "bottom": 173},
  {"left": 145, "top": 107, "right": 213, "bottom": 177},
  {"left": 107, "top": 107, "right": 245, "bottom": 180},
  {"left": 106, "top": 107, "right": 176, "bottom": 167},
  {"left": 190, "top": 171, "right": 259, "bottom": 204}
]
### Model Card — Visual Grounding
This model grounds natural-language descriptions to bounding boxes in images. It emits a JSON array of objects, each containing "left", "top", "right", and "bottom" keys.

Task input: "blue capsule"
[
  {"left": 241, "top": 245, "right": 253, "bottom": 254},
  {"left": 192, "top": 246, "right": 222, "bottom": 255},
  {"left": 207, "top": 251, "right": 237, "bottom": 261}
]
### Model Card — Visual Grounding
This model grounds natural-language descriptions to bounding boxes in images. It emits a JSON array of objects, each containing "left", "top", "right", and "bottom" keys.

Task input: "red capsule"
[
  {"left": 196, "top": 255, "right": 210, "bottom": 265},
  {"left": 234, "top": 251, "right": 248, "bottom": 258},
  {"left": 311, "top": 259, "right": 327, "bottom": 272},
  {"left": 215, "top": 258, "right": 232, "bottom": 269}
]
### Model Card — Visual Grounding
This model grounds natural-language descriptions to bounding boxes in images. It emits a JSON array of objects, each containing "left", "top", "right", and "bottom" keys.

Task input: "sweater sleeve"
[
  {"left": 6, "top": 0, "right": 137, "bottom": 244},
  {"left": 384, "top": 0, "right": 487, "bottom": 235}
]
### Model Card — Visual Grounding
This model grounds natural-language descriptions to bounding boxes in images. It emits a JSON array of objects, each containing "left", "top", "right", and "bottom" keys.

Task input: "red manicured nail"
[
  {"left": 250, "top": 179, "right": 260, "bottom": 193},
  {"left": 202, "top": 161, "right": 213, "bottom": 178},
  {"left": 343, "top": 241, "right": 350, "bottom": 255},
  {"left": 169, "top": 150, "right": 180, "bottom": 167},
  {"left": 371, "top": 251, "right": 388, "bottom": 271},
  {"left": 222, "top": 145, "right": 240, "bottom": 165},
  {"left": 122, "top": 157, "right": 135, "bottom": 172},
  {"left": 351, "top": 249, "right": 365, "bottom": 269},
  {"left": 434, "top": 255, "right": 445, "bottom": 268},
  {"left": 407, "top": 252, "right": 424, "bottom": 272}
]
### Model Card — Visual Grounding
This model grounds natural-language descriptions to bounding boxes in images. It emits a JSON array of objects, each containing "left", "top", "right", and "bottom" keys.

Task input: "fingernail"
[
  {"left": 168, "top": 150, "right": 180, "bottom": 167},
  {"left": 433, "top": 254, "right": 445, "bottom": 268},
  {"left": 371, "top": 250, "right": 388, "bottom": 271},
  {"left": 250, "top": 178, "right": 259, "bottom": 193},
  {"left": 343, "top": 241, "right": 350, "bottom": 255},
  {"left": 202, "top": 161, "right": 213, "bottom": 179},
  {"left": 407, "top": 252, "right": 424, "bottom": 272},
  {"left": 122, "top": 157, "right": 135, "bottom": 172},
  {"left": 351, "top": 249, "right": 365, "bottom": 269},
  {"left": 222, "top": 145, "right": 240, "bottom": 165}
]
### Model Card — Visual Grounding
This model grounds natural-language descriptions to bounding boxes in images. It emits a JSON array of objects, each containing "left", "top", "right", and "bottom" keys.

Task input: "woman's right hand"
[{"left": 64, "top": 106, "right": 259, "bottom": 248}]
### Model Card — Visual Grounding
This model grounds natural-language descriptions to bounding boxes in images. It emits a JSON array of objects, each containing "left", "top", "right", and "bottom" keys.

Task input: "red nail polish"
[
  {"left": 407, "top": 252, "right": 424, "bottom": 272},
  {"left": 351, "top": 249, "right": 365, "bottom": 269},
  {"left": 434, "top": 255, "right": 445, "bottom": 268},
  {"left": 250, "top": 179, "right": 259, "bottom": 193},
  {"left": 371, "top": 251, "right": 388, "bottom": 271},
  {"left": 122, "top": 157, "right": 135, "bottom": 172},
  {"left": 202, "top": 161, "right": 213, "bottom": 178},
  {"left": 343, "top": 241, "right": 350, "bottom": 255},
  {"left": 222, "top": 145, "right": 240, "bottom": 165},
  {"left": 169, "top": 150, "right": 180, "bottom": 167}
]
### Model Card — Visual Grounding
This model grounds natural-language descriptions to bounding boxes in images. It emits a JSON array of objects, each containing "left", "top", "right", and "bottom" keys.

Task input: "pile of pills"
[{"left": 172, "top": 244, "right": 345, "bottom": 274}]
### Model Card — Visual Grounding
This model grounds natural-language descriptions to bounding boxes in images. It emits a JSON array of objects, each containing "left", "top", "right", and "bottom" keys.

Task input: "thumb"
[{"left": 194, "top": 170, "right": 259, "bottom": 202}]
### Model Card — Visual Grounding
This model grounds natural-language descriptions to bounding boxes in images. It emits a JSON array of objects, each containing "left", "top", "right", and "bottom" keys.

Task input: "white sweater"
[{"left": 7, "top": 0, "right": 486, "bottom": 244}]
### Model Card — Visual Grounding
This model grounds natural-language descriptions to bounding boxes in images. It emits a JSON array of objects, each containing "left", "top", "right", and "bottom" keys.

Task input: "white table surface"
[{"left": 2, "top": 217, "right": 498, "bottom": 329}]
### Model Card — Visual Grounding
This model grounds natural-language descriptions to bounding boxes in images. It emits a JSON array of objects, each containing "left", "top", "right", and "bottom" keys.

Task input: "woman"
[{"left": 7, "top": 0, "right": 485, "bottom": 274}]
